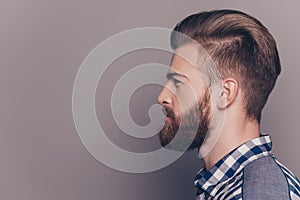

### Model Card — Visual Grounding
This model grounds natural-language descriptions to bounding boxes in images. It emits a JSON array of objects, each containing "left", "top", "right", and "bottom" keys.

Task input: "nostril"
[{"left": 162, "top": 100, "right": 169, "bottom": 105}]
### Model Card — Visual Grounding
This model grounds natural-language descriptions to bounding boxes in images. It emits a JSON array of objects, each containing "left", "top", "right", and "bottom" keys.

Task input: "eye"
[{"left": 173, "top": 79, "right": 183, "bottom": 87}]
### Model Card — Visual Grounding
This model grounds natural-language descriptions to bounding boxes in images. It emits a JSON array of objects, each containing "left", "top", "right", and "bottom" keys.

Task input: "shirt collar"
[{"left": 194, "top": 134, "right": 272, "bottom": 197}]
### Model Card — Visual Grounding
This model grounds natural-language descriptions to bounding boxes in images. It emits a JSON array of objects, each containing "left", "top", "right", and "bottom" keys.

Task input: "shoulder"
[{"left": 242, "top": 155, "right": 290, "bottom": 200}]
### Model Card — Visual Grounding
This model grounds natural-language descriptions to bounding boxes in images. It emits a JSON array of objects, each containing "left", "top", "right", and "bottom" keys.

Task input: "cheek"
[
  {"left": 175, "top": 85, "right": 201, "bottom": 113},
  {"left": 171, "top": 98, "right": 181, "bottom": 118}
]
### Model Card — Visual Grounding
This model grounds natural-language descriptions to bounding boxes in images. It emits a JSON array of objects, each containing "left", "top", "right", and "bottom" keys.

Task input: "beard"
[{"left": 158, "top": 89, "right": 211, "bottom": 152}]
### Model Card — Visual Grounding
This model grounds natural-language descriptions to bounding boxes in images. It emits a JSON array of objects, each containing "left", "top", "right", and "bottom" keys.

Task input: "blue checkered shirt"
[{"left": 194, "top": 135, "right": 300, "bottom": 199}]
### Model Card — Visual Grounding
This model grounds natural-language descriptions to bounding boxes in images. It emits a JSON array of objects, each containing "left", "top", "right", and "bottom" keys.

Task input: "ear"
[{"left": 217, "top": 78, "right": 239, "bottom": 110}]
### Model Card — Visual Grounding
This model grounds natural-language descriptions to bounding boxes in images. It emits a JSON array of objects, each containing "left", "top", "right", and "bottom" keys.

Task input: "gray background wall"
[{"left": 1, "top": 0, "right": 299, "bottom": 199}]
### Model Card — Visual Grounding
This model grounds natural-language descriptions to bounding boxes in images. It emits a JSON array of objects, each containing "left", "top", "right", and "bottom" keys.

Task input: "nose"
[{"left": 157, "top": 86, "right": 172, "bottom": 106}]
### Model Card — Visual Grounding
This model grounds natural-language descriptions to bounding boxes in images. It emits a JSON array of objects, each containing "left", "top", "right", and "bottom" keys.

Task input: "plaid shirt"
[{"left": 194, "top": 135, "right": 300, "bottom": 199}]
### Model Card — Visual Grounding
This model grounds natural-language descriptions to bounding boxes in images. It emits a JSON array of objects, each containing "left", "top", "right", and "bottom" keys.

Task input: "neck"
[{"left": 199, "top": 116, "right": 260, "bottom": 170}]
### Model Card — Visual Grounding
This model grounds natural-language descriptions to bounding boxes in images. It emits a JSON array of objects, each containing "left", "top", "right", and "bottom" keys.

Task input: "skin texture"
[
  {"left": 158, "top": 44, "right": 260, "bottom": 170},
  {"left": 157, "top": 44, "right": 211, "bottom": 152}
]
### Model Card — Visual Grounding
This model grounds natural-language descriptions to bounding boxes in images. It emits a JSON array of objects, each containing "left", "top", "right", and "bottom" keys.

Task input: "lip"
[{"left": 165, "top": 116, "right": 172, "bottom": 123}]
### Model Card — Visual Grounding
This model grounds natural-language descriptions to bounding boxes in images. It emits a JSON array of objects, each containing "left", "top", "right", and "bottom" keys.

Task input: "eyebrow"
[{"left": 166, "top": 72, "right": 188, "bottom": 80}]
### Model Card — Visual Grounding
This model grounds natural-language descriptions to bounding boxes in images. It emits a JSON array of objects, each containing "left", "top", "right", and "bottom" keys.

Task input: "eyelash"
[{"left": 173, "top": 79, "right": 183, "bottom": 87}]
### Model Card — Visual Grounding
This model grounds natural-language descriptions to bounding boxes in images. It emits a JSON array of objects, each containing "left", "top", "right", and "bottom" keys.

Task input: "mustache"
[{"left": 162, "top": 107, "right": 176, "bottom": 120}]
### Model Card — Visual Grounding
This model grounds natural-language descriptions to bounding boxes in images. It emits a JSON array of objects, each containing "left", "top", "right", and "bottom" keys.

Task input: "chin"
[{"left": 159, "top": 126, "right": 206, "bottom": 152}]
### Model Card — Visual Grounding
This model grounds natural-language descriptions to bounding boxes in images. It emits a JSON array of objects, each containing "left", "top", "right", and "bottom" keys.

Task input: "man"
[{"left": 157, "top": 9, "right": 300, "bottom": 199}]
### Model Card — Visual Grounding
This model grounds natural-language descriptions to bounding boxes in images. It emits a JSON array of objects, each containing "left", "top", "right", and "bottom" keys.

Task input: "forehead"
[{"left": 169, "top": 43, "right": 202, "bottom": 78}]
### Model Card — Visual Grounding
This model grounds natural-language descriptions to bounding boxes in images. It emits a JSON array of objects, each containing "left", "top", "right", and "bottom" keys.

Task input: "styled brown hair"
[{"left": 171, "top": 9, "right": 281, "bottom": 123}]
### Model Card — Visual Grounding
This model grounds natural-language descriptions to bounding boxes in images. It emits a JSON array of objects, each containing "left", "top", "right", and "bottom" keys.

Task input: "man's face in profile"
[{"left": 157, "top": 44, "right": 212, "bottom": 151}]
